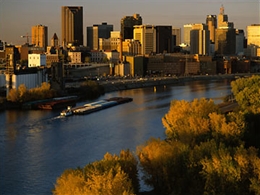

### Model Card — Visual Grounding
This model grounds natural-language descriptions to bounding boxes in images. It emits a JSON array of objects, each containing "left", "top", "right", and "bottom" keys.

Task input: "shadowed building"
[
  {"left": 87, "top": 22, "right": 113, "bottom": 50},
  {"left": 215, "top": 5, "right": 236, "bottom": 55},
  {"left": 121, "top": 14, "right": 142, "bottom": 40},
  {"left": 31, "top": 24, "right": 48, "bottom": 51},
  {"left": 61, "top": 6, "right": 83, "bottom": 46},
  {"left": 155, "top": 26, "right": 172, "bottom": 53}
]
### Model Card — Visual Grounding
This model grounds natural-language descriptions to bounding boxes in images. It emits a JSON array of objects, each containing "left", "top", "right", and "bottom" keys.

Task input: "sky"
[{"left": 0, "top": 0, "right": 259, "bottom": 45}]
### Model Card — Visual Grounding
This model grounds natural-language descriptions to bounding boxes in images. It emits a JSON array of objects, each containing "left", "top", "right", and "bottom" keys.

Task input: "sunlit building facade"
[
  {"left": 133, "top": 25, "right": 156, "bottom": 55},
  {"left": 206, "top": 15, "right": 217, "bottom": 43},
  {"left": 61, "top": 6, "right": 83, "bottom": 46},
  {"left": 31, "top": 24, "right": 48, "bottom": 51}
]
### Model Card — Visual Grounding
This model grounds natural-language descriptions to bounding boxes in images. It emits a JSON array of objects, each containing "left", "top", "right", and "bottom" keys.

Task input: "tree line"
[{"left": 53, "top": 75, "right": 260, "bottom": 195}]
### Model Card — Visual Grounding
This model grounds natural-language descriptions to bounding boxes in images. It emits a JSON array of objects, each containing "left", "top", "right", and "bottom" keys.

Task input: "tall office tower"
[
  {"left": 121, "top": 14, "right": 142, "bottom": 40},
  {"left": 133, "top": 25, "right": 156, "bottom": 55},
  {"left": 51, "top": 33, "right": 59, "bottom": 48},
  {"left": 247, "top": 24, "right": 260, "bottom": 56},
  {"left": 190, "top": 23, "right": 210, "bottom": 55},
  {"left": 87, "top": 22, "right": 113, "bottom": 50},
  {"left": 61, "top": 6, "right": 83, "bottom": 46},
  {"left": 236, "top": 29, "right": 245, "bottom": 55},
  {"left": 215, "top": 28, "right": 236, "bottom": 55},
  {"left": 183, "top": 24, "right": 194, "bottom": 46},
  {"left": 215, "top": 5, "right": 236, "bottom": 55},
  {"left": 217, "top": 5, "right": 233, "bottom": 29},
  {"left": 247, "top": 24, "right": 260, "bottom": 47},
  {"left": 155, "top": 26, "right": 172, "bottom": 53},
  {"left": 206, "top": 15, "right": 217, "bottom": 43},
  {"left": 172, "top": 27, "right": 181, "bottom": 47},
  {"left": 31, "top": 24, "right": 48, "bottom": 50}
]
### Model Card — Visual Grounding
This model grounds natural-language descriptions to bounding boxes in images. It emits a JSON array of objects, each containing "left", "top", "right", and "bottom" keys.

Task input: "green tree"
[{"left": 231, "top": 75, "right": 260, "bottom": 114}]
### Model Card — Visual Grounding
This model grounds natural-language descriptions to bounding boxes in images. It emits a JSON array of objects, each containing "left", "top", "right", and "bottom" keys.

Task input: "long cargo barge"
[{"left": 60, "top": 97, "right": 133, "bottom": 116}]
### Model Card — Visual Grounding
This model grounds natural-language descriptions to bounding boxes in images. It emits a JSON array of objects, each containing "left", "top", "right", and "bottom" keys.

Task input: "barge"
[{"left": 60, "top": 97, "right": 133, "bottom": 116}]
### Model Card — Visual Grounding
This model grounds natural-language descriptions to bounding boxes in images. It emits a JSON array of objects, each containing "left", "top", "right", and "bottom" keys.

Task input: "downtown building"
[
  {"left": 246, "top": 24, "right": 260, "bottom": 56},
  {"left": 31, "top": 24, "right": 48, "bottom": 51},
  {"left": 190, "top": 23, "right": 210, "bottom": 55},
  {"left": 215, "top": 5, "right": 236, "bottom": 56},
  {"left": 121, "top": 14, "right": 142, "bottom": 40},
  {"left": 133, "top": 25, "right": 156, "bottom": 55},
  {"left": 87, "top": 22, "right": 113, "bottom": 50},
  {"left": 155, "top": 26, "right": 172, "bottom": 53},
  {"left": 61, "top": 6, "right": 83, "bottom": 46},
  {"left": 206, "top": 15, "right": 217, "bottom": 43}
]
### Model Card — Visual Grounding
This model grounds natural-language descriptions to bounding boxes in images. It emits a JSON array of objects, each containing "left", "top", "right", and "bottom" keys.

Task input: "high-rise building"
[
  {"left": 183, "top": 24, "right": 194, "bottom": 46},
  {"left": 247, "top": 24, "right": 260, "bottom": 56},
  {"left": 236, "top": 29, "right": 245, "bottom": 55},
  {"left": 215, "top": 5, "right": 236, "bottom": 55},
  {"left": 215, "top": 28, "right": 236, "bottom": 55},
  {"left": 190, "top": 23, "right": 210, "bottom": 55},
  {"left": 87, "top": 22, "right": 113, "bottom": 50},
  {"left": 217, "top": 5, "right": 233, "bottom": 29},
  {"left": 172, "top": 27, "right": 181, "bottom": 47},
  {"left": 61, "top": 6, "right": 83, "bottom": 46},
  {"left": 121, "top": 14, "right": 142, "bottom": 40},
  {"left": 247, "top": 24, "right": 260, "bottom": 47},
  {"left": 31, "top": 24, "right": 48, "bottom": 50},
  {"left": 206, "top": 15, "right": 217, "bottom": 43},
  {"left": 133, "top": 25, "right": 156, "bottom": 55},
  {"left": 155, "top": 26, "right": 172, "bottom": 53}
]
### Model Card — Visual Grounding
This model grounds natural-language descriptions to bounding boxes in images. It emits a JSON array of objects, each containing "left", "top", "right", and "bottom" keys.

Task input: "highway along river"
[{"left": 0, "top": 78, "right": 233, "bottom": 195}]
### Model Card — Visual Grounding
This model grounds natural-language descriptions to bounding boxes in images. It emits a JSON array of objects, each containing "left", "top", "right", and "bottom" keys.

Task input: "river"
[{"left": 0, "top": 78, "right": 233, "bottom": 195}]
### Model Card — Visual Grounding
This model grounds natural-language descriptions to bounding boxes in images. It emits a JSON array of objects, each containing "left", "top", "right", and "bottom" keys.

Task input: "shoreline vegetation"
[
  {"left": 53, "top": 74, "right": 260, "bottom": 195},
  {"left": 0, "top": 73, "right": 257, "bottom": 111}
]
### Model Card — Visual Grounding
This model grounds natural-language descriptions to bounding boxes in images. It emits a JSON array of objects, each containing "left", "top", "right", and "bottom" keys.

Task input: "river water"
[{"left": 0, "top": 79, "right": 233, "bottom": 195}]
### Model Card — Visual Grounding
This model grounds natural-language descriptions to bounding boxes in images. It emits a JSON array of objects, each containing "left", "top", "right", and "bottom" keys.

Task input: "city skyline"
[{"left": 0, "top": 0, "right": 259, "bottom": 45}]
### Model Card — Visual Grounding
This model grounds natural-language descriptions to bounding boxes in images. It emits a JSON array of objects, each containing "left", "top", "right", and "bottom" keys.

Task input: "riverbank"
[{"left": 101, "top": 73, "right": 252, "bottom": 93}]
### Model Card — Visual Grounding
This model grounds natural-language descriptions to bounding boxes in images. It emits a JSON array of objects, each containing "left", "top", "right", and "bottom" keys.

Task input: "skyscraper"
[
  {"left": 87, "top": 22, "right": 113, "bottom": 50},
  {"left": 31, "top": 24, "right": 48, "bottom": 50},
  {"left": 215, "top": 5, "right": 236, "bottom": 55},
  {"left": 190, "top": 23, "right": 210, "bottom": 55},
  {"left": 247, "top": 24, "right": 260, "bottom": 56},
  {"left": 155, "top": 25, "right": 172, "bottom": 53},
  {"left": 61, "top": 6, "right": 83, "bottom": 46},
  {"left": 121, "top": 14, "right": 142, "bottom": 40},
  {"left": 183, "top": 24, "right": 194, "bottom": 46},
  {"left": 206, "top": 15, "right": 217, "bottom": 43},
  {"left": 133, "top": 25, "right": 156, "bottom": 55}
]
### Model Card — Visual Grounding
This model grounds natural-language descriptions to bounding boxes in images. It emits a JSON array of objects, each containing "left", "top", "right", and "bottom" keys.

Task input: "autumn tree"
[
  {"left": 201, "top": 145, "right": 260, "bottom": 195},
  {"left": 162, "top": 98, "right": 218, "bottom": 145},
  {"left": 53, "top": 150, "right": 138, "bottom": 195},
  {"left": 137, "top": 138, "right": 190, "bottom": 195},
  {"left": 7, "top": 82, "right": 56, "bottom": 103}
]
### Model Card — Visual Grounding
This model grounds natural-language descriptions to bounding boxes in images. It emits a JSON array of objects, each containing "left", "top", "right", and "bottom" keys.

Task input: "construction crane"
[{"left": 21, "top": 33, "right": 31, "bottom": 44}]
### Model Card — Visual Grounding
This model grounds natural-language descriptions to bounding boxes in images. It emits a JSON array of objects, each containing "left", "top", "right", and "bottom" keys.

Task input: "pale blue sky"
[{"left": 0, "top": 0, "right": 259, "bottom": 45}]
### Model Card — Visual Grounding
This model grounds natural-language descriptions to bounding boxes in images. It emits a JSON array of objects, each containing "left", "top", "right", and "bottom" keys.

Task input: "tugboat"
[{"left": 60, "top": 106, "right": 73, "bottom": 117}]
